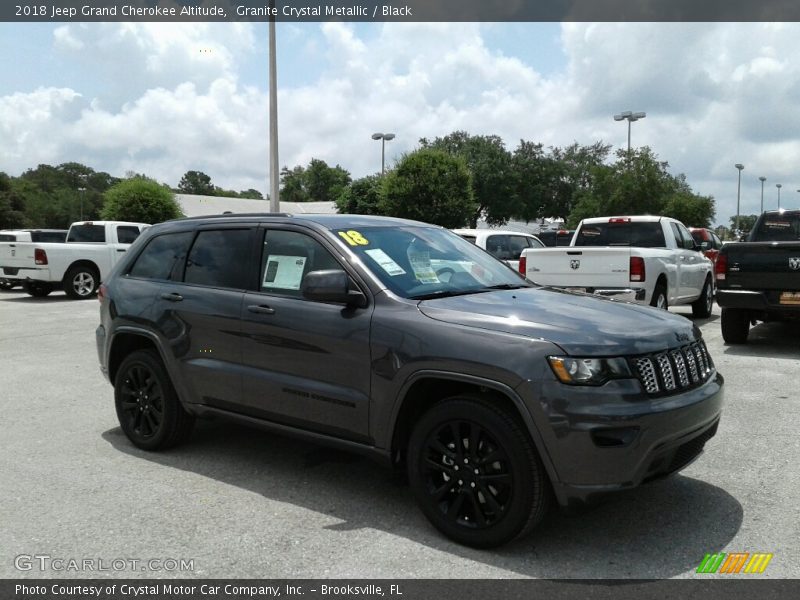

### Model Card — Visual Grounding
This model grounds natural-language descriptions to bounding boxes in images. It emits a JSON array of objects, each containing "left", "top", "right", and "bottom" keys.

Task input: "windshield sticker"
[
  {"left": 263, "top": 255, "right": 307, "bottom": 290},
  {"left": 409, "top": 251, "right": 440, "bottom": 284},
  {"left": 365, "top": 248, "right": 406, "bottom": 276},
  {"left": 338, "top": 230, "right": 370, "bottom": 246}
]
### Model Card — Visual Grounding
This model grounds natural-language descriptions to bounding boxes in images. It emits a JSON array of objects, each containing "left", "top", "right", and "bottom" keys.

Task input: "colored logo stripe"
[{"left": 696, "top": 552, "right": 773, "bottom": 574}]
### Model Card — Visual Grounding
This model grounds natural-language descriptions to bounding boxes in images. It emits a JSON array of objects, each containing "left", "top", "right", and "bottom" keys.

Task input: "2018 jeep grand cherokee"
[{"left": 96, "top": 214, "right": 724, "bottom": 548}]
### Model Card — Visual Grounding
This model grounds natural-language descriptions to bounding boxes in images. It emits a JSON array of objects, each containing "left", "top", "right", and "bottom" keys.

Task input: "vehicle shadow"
[
  {"left": 102, "top": 421, "right": 742, "bottom": 578},
  {"left": 0, "top": 294, "right": 72, "bottom": 303},
  {"left": 722, "top": 321, "right": 800, "bottom": 358}
]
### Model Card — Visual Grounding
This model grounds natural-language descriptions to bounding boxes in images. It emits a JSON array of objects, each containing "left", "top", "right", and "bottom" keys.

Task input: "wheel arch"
[
  {"left": 62, "top": 259, "right": 101, "bottom": 284},
  {"left": 108, "top": 329, "right": 166, "bottom": 384},
  {"left": 389, "top": 371, "right": 558, "bottom": 485}
]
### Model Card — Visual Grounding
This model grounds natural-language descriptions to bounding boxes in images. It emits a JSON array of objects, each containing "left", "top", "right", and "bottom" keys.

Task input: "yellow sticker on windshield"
[{"left": 338, "top": 230, "right": 369, "bottom": 246}]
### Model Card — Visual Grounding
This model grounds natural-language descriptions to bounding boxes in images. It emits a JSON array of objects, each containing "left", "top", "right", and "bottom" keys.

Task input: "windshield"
[{"left": 335, "top": 226, "right": 531, "bottom": 300}]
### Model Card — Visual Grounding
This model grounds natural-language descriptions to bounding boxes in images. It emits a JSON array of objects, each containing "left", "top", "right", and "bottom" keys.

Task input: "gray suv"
[{"left": 96, "top": 214, "right": 723, "bottom": 548}]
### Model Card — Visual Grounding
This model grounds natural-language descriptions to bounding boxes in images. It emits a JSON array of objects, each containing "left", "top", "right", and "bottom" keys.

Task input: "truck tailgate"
[
  {"left": 0, "top": 242, "right": 38, "bottom": 275},
  {"left": 525, "top": 247, "right": 633, "bottom": 288},
  {"left": 724, "top": 242, "right": 800, "bottom": 291}
]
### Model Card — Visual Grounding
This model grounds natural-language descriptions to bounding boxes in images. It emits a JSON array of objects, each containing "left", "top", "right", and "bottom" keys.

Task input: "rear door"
[
  {"left": 151, "top": 225, "right": 256, "bottom": 407},
  {"left": 238, "top": 226, "right": 373, "bottom": 442},
  {"left": 670, "top": 222, "right": 704, "bottom": 299}
]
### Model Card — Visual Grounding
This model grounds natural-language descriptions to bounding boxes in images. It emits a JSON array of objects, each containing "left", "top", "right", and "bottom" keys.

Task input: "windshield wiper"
[
  {"left": 481, "top": 283, "right": 531, "bottom": 290},
  {"left": 409, "top": 289, "right": 488, "bottom": 300}
]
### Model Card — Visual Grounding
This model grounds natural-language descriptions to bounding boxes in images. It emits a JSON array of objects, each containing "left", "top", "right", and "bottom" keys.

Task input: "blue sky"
[{"left": 2, "top": 21, "right": 799, "bottom": 226}]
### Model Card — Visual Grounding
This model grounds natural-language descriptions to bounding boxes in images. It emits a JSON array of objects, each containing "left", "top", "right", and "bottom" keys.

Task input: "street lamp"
[
  {"left": 776, "top": 183, "right": 782, "bottom": 209},
  {"left": 613, "top": 110, "right": 646, "bottom": 153},
  {"left": 759, "top": 176, "right": 766, "bottom": 213},
  {"left": 734, "top": 164, "right": 744, "bottom": 235},
  {"left": 371, "top": 132, "right": 395, "bottom": 176},
  {"left": 77, "top": 187, "right": 86, "bottom": 220}
]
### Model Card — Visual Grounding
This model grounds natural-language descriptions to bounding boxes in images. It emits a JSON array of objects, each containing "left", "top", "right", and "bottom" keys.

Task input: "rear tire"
[
  {"left": 22, "top": 282, "right": 53, "bottom": 297},
  {"left": 64, "top": 265, "right": 100, "bottom": 299},
  {"left": 407, "top": 395, "right": 550, "bottom": 548},
  {"left": 114, "top": 349, "right": 195, "bottom": 451},
  {"left": 721, "top": 308, "right": 750, "bottom": 344},
  {"left": 650, "top": 281, "right": 668, "bottom": 310},
  {"left": 0, "top": 279, "right": 17, "bottom": 290},
  {"left": 691, "top": 278, "right": 713, "bottom": 318}
]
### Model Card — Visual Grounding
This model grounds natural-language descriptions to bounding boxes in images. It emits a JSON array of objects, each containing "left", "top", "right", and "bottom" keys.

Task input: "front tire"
[
  {"left": 691, "top": 278, "right": 713, "bottom": 318},
  {"left": 721, "top": 308, "right": 750, "bottom": 344},
  {"left": 22, "top": 282, "right": 53, "bottom": 297},
  {"left": 64, "top": 265, "right": 100, "bottom": 299},
  {"left": 407, "top": 395, "right": 550, "bottom": 548},
  {"left": 114, "top": 349, "right": 195, "bottom": 450}
]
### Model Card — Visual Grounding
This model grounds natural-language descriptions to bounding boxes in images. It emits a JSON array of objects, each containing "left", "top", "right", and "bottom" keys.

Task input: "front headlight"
[{"left": 547, "top": 356, "right": 632, "bottom": 386}]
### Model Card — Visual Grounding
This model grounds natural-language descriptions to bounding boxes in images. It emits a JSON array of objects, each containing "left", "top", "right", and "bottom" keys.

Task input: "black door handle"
[
  {"left": 116, "top": 249, "right": 126, "bottom": 252},
  {"left": 247, "top": 304, "right": 275, "bottom": 315},
  {"left": 160, "top": 292, "right": 183, "bottom": 302}
]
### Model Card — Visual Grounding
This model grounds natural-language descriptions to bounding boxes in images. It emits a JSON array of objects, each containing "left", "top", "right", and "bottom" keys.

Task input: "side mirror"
[
  {"left": 301, "top": 269, "right": 366, "bottom": 308},
  {"left": 700, "top": 240, "right": 711, "bottom": 250}
]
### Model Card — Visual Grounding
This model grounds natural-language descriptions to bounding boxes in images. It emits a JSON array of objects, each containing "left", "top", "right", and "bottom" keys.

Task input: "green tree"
[
  {"left": 729, "top": 214, "right": 759, "bottom": 237},
  {"left": 0, "top": 173, "right": 28, "bottom": 229},
  {"left": 177, "top": 170, "right": 215, "bottom": 195},
  {"left": 380, "top": 149, "right": 476, "bottom": 228},
  {"left": 238, "top": 188, "right": 264, "bottom": 199},
  {"left": 280, "top": 165, "right": 309, "bottom": 203},
  {"left": 335, "top": 175, "right": 384, "bottom": 215},
  {"left": 662, "top": 192, "right": 715, "bottom": 228},
  {"left": 102, "top": 177, "right": 183, "bottom": 224},
  {"left": 510, "top": 141, "right": 562, "bottom": 223},
  {"left": 305, "top": 158, "right": 351, "bottom": 202},
  {"left": 421, "top": 131, "right": 514, "bottom": 227}
]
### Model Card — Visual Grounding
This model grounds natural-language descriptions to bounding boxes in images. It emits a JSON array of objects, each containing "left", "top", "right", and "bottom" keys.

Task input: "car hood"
[{"left": 418, "top": 287, "right": 701, "bottom": 356}]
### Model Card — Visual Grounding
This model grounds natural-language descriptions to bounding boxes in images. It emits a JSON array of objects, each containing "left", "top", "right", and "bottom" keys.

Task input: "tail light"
[
  {"left": 518, "top": 255, "right": 527, "bottom": 275},
  {"left": 715, "top": 252, "right": 727, "bottom": 281},
  {"left": 34, "top": 248, "right": 48, "bottom": 265},
  {"left": 630, "top": 256, "right": 645, "bottom": 282},
  {"left": 98, "top": 283, "right": 107, "bottom": 302}
]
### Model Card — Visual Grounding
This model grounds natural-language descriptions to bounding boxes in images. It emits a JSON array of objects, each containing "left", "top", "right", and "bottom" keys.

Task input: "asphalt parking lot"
[{"left": 1, "top": 288, "right": 798, "bottom": 579}]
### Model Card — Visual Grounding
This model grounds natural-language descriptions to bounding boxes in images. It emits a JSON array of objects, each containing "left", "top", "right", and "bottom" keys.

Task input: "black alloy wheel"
[
  {"left": 408, "top": 396, "right": 550, "bottom": 548},
  {"left": 114, "top": 349, "right": 195, "bottom": 450}
]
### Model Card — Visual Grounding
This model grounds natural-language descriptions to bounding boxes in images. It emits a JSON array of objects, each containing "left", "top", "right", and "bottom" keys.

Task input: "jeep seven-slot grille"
[{"left": 631, "top": 340, "right": 714, "bottom": 395}]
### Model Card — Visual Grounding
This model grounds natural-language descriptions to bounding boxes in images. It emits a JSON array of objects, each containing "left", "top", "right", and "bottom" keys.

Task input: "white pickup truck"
[
  {"left": 519, "top": 215, "right": 715, "bottom": 317},
  {"left": 0, "top": 221, "right": 148, "bottom": 299}
]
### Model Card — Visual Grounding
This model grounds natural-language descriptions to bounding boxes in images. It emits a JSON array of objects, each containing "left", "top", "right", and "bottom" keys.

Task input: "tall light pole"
[
  {"left": 77, "top": 187, "right": 86, "bottom": 220},
  {"left": 759, "top": 176, "right": 766, "bottom": 213},
  {"left": 776, "top": 183, "right": 782, "bottom": 209},
  {"left": 268, "top": 1, "right": 280, "bottom": 213},
  {"left": 613, "top": 110, "right": 646, "bottom": 153},
  {"left": 734, "top": 164, "right": 744, "bottom": 236},
  {"left": 371, "top": 132, "right": 395, "bottom": 176}
]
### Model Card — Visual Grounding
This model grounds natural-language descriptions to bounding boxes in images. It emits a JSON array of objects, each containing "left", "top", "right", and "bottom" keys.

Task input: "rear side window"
[
  {"left": 0, "top": 234, "right": 16, "bottom": 241},
  {"left": 458, "top": 235, "right": 477, "bottom": 244},
  {"left": 575, "top": 222, "right": 666, "bottom": 248},
  {"left": 67, "top": 224, "right": 105, "bottom": 243},
  {"left": 129, "top": 232, "right": 194, "bottom": 281},
  {"left": 30, "top": 231, "right": 67, "bottom": 243},
  {"left": 751, "top": 213, "right": 800, "bottom": 241},
  {"left": 117, "top": 226, "right": 141, "bottom": 244},
  {"left": 184, "top": 229, "right": 253, "bottom": 289}
]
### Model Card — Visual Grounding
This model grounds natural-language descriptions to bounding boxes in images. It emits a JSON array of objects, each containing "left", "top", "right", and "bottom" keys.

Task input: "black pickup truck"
[{"left": 716, "top": 209, "right": 800, "bottom": 343}]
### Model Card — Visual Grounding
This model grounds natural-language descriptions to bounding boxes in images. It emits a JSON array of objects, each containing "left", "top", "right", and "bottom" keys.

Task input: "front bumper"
[{"left": 520, "top": 371, "right": 724, "bottom": 507}]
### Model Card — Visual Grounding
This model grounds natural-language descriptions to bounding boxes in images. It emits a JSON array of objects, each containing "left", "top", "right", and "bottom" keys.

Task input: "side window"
[
  {"left": 184, "top": 229, "right": 253, "bottom": 289},
  {"left": 669, "top": 223, "right": 686, "bottom": 248},
  {"left": 676, "top": 223, "right": 695, "bottom": 249},
  {"left": 129, "top": 232, "right": 194, "bottom": 281},
  {"left": 528, "top": 236, "right": 545, "bottom": 248},
  {"left": 117, "top": 226, "right": 142, "bottom": 244},
  {"left": 712, "top": 233, "right": 722, "bottom": 249},
  {"left": 260, "top": 230, "right": 342, "bottom": 298}
]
